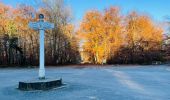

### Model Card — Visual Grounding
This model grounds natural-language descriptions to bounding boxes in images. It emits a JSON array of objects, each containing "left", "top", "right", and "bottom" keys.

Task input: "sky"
[{"left": 1, "top": 0, "right": 170, "bottom": 23}]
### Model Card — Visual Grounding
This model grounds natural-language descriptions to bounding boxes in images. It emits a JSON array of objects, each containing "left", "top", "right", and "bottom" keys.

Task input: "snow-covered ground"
[{"left": 0, "top": 65, "right": 170, "bottom": 100}]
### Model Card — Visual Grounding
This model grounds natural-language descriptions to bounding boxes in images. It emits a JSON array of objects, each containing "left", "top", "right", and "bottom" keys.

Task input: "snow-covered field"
[{"left": 0, "top": 65, "right": 170, "bottom": 100}]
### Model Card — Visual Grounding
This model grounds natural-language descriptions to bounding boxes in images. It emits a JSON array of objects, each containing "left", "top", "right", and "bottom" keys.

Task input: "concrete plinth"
[{"left": 18, "top": 78, "right": 62, "bottom": 91}]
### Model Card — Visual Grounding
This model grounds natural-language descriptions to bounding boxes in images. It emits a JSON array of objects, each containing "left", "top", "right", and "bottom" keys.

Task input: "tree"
[
  {"left": 39, "top": 0, "right": 80, "bottom": 64},
  {"left": 111, "top": 11, "right": 163, "bottom": 64},
  {"left": 0, "top": 1, "right": 80, "bottom": 66},
  {"left": 79, "top": 10, "right": 104, "bottom": 64},
  {"left": 78, "top": 7, "right": 123, "bottom": 64},
  {"left": 78, "top": 8, "right": 163, "bottom": 64}
]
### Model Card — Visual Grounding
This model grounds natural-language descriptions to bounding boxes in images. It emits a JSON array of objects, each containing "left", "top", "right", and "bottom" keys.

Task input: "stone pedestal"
[{"left": 18, "top": 78, "right": 62, "bottom": 91}]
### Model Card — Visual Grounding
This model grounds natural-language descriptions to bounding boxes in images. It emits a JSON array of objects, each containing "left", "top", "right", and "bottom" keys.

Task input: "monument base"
[{"left": 18, "top": 78, "right": 62, "bottom": 91}]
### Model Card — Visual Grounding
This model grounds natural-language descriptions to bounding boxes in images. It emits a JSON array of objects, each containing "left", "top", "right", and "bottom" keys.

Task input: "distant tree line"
[
  {"left": 0, "top": 0, "right": 80, "bottom": 66},
  {"left": 0, "top": 1, "right": 169, "bottom": 66},
  {"left": 77, "top": 7, "right": 165, "bottom": 64}
]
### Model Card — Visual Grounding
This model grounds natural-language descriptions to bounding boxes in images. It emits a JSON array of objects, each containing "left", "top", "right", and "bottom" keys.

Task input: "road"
[{"left": 0, "top": 65, "right": 170, "bottom": 100}]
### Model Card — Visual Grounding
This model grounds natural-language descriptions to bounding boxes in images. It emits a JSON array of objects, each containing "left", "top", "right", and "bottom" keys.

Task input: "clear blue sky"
[{"left": 2, "top": 0, "right": 170, "bottom": 23}]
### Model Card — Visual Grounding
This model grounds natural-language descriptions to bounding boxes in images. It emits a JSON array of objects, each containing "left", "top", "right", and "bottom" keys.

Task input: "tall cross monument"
[{"left": 29, "top": 14, "right": 54, "bottom": 79}]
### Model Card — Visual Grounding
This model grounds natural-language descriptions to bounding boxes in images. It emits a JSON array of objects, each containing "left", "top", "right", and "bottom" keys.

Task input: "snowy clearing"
[{"left": 0, "top": 65, "right": 170, "bottom": 100}]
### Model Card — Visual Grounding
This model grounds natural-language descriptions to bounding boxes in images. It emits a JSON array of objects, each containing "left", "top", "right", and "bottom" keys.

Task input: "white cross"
[{"left": 29, "top": 14, "right": 54, "bottom": 79}]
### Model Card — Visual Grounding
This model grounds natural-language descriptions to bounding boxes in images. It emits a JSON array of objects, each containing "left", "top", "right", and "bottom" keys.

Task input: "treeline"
[
  {"left": 0, "top": 0, "right": 80, "bottom": 66},
  {"left": 0, "top": 1, "right": 168, "bottom": 66},
  {"left": 77, "top": 7, "right": 164, "bottom": 64}
]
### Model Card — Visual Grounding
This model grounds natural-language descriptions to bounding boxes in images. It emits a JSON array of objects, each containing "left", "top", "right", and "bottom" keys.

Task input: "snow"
[
  {"left": 0, "top": 65, "right": 170, "bottom": 100},
  {"left": 105, "top": 69, "right": 146, "bottom": 93}
]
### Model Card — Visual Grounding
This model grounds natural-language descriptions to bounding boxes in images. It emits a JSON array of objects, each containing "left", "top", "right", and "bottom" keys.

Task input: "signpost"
[
  {"left": 18, "top": 14, "right": 62, "bottom": 91},
  {"left": 29, "top": 14, "right": 54, "bottom": 79}
]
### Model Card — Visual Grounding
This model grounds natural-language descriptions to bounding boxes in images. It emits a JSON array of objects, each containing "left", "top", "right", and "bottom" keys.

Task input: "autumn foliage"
[
  {"left": 0, "top": 1, "right": 80, "bottom": 66},
  {"left": 78, "top": 7, "right": 163, "bottom": 64},
  {"left": 0, "top": 1, "right": 166, "bottom": 66}
]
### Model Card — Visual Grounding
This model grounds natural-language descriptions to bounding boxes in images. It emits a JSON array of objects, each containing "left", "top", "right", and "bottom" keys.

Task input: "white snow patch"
[
  {"left": 88, "top": 96, "right": 98, "bottom": 100},
  {"left": 166, "top": 68, "right": 170, "bottom": 71},
  {"left": 105, "top": 69, "right": 147, "bottom": 94}
]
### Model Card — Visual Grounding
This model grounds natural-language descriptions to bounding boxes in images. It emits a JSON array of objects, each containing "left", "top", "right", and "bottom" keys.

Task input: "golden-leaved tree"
[
  {"left": 110, "top": 11, "right": 163, "bottom": 64},
  {"left": 0, "top": 0, "right": 80, "bottom": 66},
  {"left": 78, "top": 7, "right": 163, "bottom": 64},
  {"left": 78, "top": 7, "right": 123, "bottom": 64}
]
